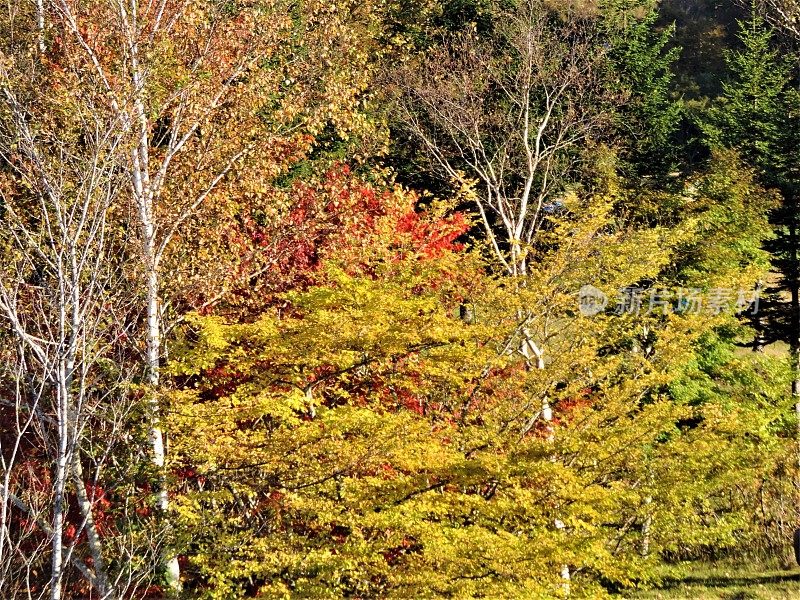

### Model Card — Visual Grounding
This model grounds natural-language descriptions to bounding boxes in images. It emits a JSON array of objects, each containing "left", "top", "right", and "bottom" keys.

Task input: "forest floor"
[{"left": 624, "top": 563, "right": 800, "bottom": 599}]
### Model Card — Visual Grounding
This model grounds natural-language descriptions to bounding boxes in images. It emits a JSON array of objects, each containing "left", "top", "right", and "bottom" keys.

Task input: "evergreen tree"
[
  {"left": 601, "top": 0, "right": 684, "bottom": 177},
  {"left": 704, "top": 11, "right": 795, "bottom": 187},
  {"left": 703, "top": 11, "right": 799, "bottom": 358}
]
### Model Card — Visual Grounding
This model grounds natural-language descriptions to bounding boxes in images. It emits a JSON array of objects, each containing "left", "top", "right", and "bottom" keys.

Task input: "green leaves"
[
  {"left": 702, "top": 11, "right": 795, "bottom": 189},
  {"left": 602, "top": 0, "right": 683, "bottom": 176}
]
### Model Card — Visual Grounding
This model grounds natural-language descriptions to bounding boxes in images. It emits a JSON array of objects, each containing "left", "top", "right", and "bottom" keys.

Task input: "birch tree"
[
  {"left": 2, "top": 0, "right": 388, "bottom": 590},
  {"left": 394, "top": 0, "right": 612, "bottom": 367},
  {"left": 395, "top": 1, "right": 610, "bottom": 278},
  {"left": 753, "top": 0, "right": 800, "bottom": 41},
  {"left": 394, "top": 5, "right": 616, "bottom": 587},
  {"left": 0, "top": 52, "right": 142, "bottom": 598},
  {"left": 394, "top": 0, "right": 613, "bottom": 432}
]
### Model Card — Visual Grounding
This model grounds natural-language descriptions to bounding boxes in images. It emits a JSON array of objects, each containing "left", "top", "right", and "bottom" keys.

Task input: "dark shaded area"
[
  {"left": 653, "top": 570, "right": 800, "bottom": 589},
  {"left": 659, "top": 0, "right": 745, "bottom": 99}
]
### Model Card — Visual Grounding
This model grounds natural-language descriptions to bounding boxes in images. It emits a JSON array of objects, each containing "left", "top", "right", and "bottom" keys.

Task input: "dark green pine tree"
[
  {"left": 703, "top": 11, "right": 795, "bottom": 188},
  {"left": 601, "top": 0, "right": 683, "bottom": 178}
]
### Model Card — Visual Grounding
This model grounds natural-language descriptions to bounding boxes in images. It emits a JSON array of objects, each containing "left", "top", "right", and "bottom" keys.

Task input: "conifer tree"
[
  {"left": 704, "top": 12, "right": 794, "bottom": 185},
  {"left": 601, "top": 0, "right": 683, "bottom": 177},
  {"left": 703, "top": 15, "right": 799, "bottom": 356}
]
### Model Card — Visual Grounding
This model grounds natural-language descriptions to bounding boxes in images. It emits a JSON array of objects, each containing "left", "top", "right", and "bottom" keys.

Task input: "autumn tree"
[
  {"left": 0, "top": 0, "right": 795, "bottom": 595},
  {"left": 0, "top": 0, "right": 399, "bottom": 591},
  {"left": 395, "top": 3, "right": 614, "bottom": 278},
  {"left": 160, "top": 158, "right": 780, "bottom": 595},
  {"left": 0, "top": 50, "right": 143, "bottom": 597}
]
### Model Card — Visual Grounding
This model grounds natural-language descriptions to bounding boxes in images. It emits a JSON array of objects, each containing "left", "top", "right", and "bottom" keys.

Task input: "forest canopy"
[{"left": 0, "top": 0, "right": 799, "bottom": 598}]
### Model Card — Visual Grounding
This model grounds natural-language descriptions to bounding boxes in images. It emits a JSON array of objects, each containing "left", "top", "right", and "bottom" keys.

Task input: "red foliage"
[
  {"left": 83, "top": 483, "right": 114, "bottom": 537},
  {"left": 198, "top": 163, "right": 469, "bottom": 319},
  {"left": 383, "top": 535, "right": 423, "bottom": 567},
  {"left": 552, "top": 387, "right": 596, "bottom": 428}
]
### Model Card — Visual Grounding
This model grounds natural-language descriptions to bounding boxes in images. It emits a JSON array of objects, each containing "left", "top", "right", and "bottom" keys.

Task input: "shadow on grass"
[{"left": 655, "top": 571, "right": 800, "bottom": 590}]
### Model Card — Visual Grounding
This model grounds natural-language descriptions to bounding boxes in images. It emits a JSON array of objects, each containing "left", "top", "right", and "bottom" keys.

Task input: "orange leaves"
[
  {"left": 299, "top": 164, "right": 469, "bottom": 275},
  {"left": 185, "top": 162, "right": 470, "bottom": 319},
  {"left": 395, "top": 206, "right": 468, "bottom": 259}
]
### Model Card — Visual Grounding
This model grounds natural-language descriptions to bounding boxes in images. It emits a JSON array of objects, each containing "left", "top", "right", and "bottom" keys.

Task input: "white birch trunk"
[
  {"left": 145, "top": 266, "right": 181, "bottom": 589},
  {"left": 71, "top": 455, "right": 110, "bottom": 597},
  {"left": 127, "top": 13, "right": 181, "bottom": 583},
  {"left": 36, "top": 0, "right": 46, "bottom": 53},
  {"left": 49, "top": 388, "right": 68, "bottom": 600}
]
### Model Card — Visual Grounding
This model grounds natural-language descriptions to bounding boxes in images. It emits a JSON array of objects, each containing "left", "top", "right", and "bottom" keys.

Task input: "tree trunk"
[
  {"left": 641, "top": 496, "right": 653, "bottom": 557},
  {"left": 130, "top": 23, "right": 181, "bottom": 583},
  {"left": 36, "top": 0, "right": 45, "bottom": 53},
  {"left": 753, "top": 281, "right": 766, "bottom": 352},
  {"left": 50, "top": 451, "right": 66, "bottom": 600},
  {"left": 50, "top": 370, "right": 70, "bottom": 600},
  {"left": 71, "top": 455, "right": 110, "bottom": 597},
  {"left": 145, "top": 266, "right": 181, "bottom": 591}
]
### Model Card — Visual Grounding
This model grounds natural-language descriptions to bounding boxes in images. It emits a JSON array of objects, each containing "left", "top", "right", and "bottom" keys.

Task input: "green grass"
[{"left": 623, "top": 564, "right": 800, "bottom": 599}]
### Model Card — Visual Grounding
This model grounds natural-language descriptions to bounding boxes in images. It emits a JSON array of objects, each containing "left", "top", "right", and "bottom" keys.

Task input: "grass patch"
[{"left": 622, "top": 563, "right": 800, "bottom": 599}]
